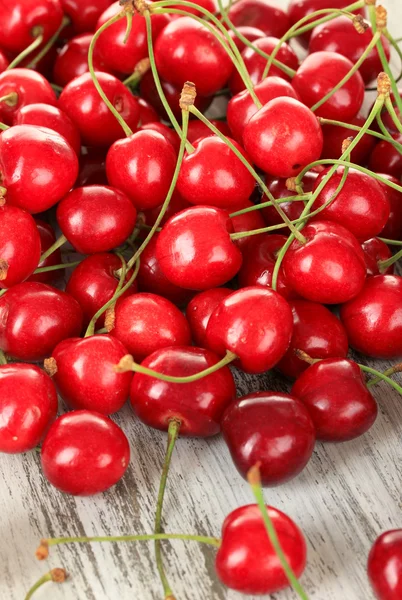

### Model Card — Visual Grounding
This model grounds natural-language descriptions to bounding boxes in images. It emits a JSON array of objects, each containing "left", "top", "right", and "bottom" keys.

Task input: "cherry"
[
  {"left": 292, "top": 51, "right": 365, "bottom": 121},
  {"left": 170, "top": 0, "right": 216, "bottom": 17},
  {"left": 0, "top": 124, "right": 78, "bottom": 214},
  {"left": 368, "top": 530, "right": 402, "bottom": 600},
  {"left": 41, "top": 410, "right": 130, "bottom": 495},
  {"left": 76, "top": 149, "right": 108, "bottom": 187},
  {"left": 0, "top": 282, "right": 83, "bottom": 361},
  {"left": 0, "top": 0, "right": 63, "bottom": 53},
  {"left": 282, "top": 220, "right": 367, "bottom": 304},
  {"left": 0, "top": 205, "right": 41, "bottom": 289},
  {"left": 227, "top": 0, "right": 290, "bottom": 38},
  {"left": 228, "top": 199, "right": 265, "bottom": 250},
  {"left": 311, "top": 167, "right": 390, "bottom": 241},
  {"left": 378, "top": 174, "right": 402, "bottom": 240},
  {"left": 340, "top": 275, "right": 402, "bottom": 359},
  {"left": 227, "top": 76, "right": 300, "bottom": 143},
  {"left": 216, "top": 504, "right": 307, "bottom": 595},
  {"left": 130, "top": 346, "right": 236, "bottom": 436},
  {"left": 176, "top": 137, "right": 255, "bottom": 209},
  {"left": 221, "top": 392, "right": 315, "bottom": 484},
  {"left": 53, "top": 34, "right": 109, "bottom": 88},
  {"left": 28, "top": 220, "right": 63, "bottom": 284},
  {"left": 154, "top": 17, "right": 234, "bottom": 97},
  {"left": 57, "top": 185, "right": 137, "bottom": 254},
  {"left": 111, "top": 293, "right": 191, "bottom": 361},
  {"left": 140, "top": 122, "right": 180, "bottom": 154},
  {"left": 186, "top": 119, "right": 231, "bottom": 144},
  {"left": 13, "top": 103, "right": 81, "bottom": 156},
  {"left": 156, "top": 206, "right": 242, "bottom": 290},
  {"left": 106, "top": 130, "right": 177, "bottom": 210},
  {"left": 278, "top": 300, "right": 349, "bottom": 380},
  {"left": 227, "top": 25, "right": 265, "bottom": 52},
  {"left": 229, "top": 36, "right": 299, "bottom": 95},
  {"left": 142, "top": 190, "right": 190, "bottom": 228},
  {"left": 61, "top": 0, "right": 112, "bottom": 34},
  {"left": 0, "top": 68, "right": 57, "bottom": 125},
  {"left": 243, "top": 97, "right": 323, "bottom": 178},
  {"left": 362, "top": 238, "right": 394, "bottom": 276},
  {"left": 206, "top": 286, "right": 293, "bottom": 373},
  {"left": 368, "top": 134, "right": 402, "bottom": 179},
  {"left": 0, "top": 50, "right": 9, "bottom": 73},
  {"left": 320, "top": 115, "right": 376, "bottom": 166},
  {"left": 375, "top": 90, "right": 402, "bottom": 135},
  {"left": 186, "top": 288, "right": 232, "bottom": 347},
  {"left": 137, "top": 96, "right": 160, "bottom": 125},
  {"left": 309, "top": 16, "right": 390, "bottom": 84},
  {"left": 59, "top": 72, "right": 140, "bottom": 147}
]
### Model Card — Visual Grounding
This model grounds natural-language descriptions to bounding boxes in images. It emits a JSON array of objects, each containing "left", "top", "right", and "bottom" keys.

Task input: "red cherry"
[
  {"left": 368, "top": 134, "right": 402, "bottom": 179},
  {"left": 282, "top": 220, "right": 366, "bottom": 304},
  {"left": 106, "top": 130, "right": 177, "bottom": 210},
  {"left": 154, "top": 17, "right": 234, "bottom": 97},
  {"left": 378, "top": 173, "right": 402, "bottom": 240},
  {"left": 309, "top": 16, "right": 390, "bottom": 84},
  {"left": 362, "top": 237, "right": 394, "bottom": 276},
  {"left": 368, "top": 530, "right": 402, "bottom": 600},
  {"left": 222, "top": 392, "right": 315, "bottom": 484},
  {"left": 0, "top": 282, "right": 83, "bottom": 361},
  {"left": 59, "top": 72, "right": 140, "bottom": 147},
  {"left": 130, "top": 346, "right": 236, "bottom": 436},
  {"left": 61, "top": 0, "right": 112, "bottom": 34},
  {"left": 142, "top": 191, "right": 191, "bottom": 228},
  {"left": 311, "top": 167, "right": 390, "bottom": 241},
  {"left": 340, "top": 275, "right": 402, "bottom": 359},
  {"left": 140, "top": 122, "right": 180, "bottom": 154},
  {"left": 320, "top": 114, "right": 376, "bottom": 165},
  {"left": 186, "top": 119, "right": 231, "bottom": 144},
  {"left": 170, "top": 0, "right": 216, "bottom": 16},
  {"left": 227, "top": 25, "right": 265, "bottom": 52},
  {"left": 278, "top": 300, "right": 349, "bottom": 379},
  {"left": 13, "top": 103, "right": 81, "bottom": 156},
  {"left": 111, "top": 293, "right": 191, "bottom": 362},
  {"left": 0, "top": 124, "right": 78, "bottom": 214},
  {"left": 0, "top": 0, "right": 63, "bottom": 53},
  {"left": 206, "top": 286, "right": 293, "bottom": 373},
  {"left": 57, "top": 185, "right": 137, "bottom": 254},
  {"left": 0, "top": 49, "right": 9, "bottom": 72},
  {"left": 375, "top": 90, "right": 402, "bottom": 135},
  {"left": 216, "top": 504, "right": 307, "bottom": 595},
  {"left": 76, "top": 149, "right": 108, "bottom": 187},
  {"left": 243, "top": 97, "right": 323, "bottom": 178},
  {"left": 186, "top": 288, "right": 232, "bottom": 347},
  {"left": 28, "top": 220, "right": 63, "bottom": 284},
  {"left": 0, "top": 68, "right": 57, "bottom": 125},
  {"left": 53, "top": 34, "right": 109, "bottom": 88},
  {"left": 41, "top": 410, "right": 130, "bottom": 495},
  {"left": 228, "top": 199, "right": 265, "bottom": 250},
  {"left": 229, "top": 36, "right": 298, "bottom": 95},
  {"left": 292, "top": 51, "right": 365, "bottom": 120},
  {"left": 137, "top": 96, "right": 160, "bottom": 125},
  {"left": 228, "top": 0, "right": 290, "bottom": 38},
  {"left": 66, "top": 253, "right": 137, "bottom": 327},
  {"left": 0, "top": 363, "right": 57, "bottom": 454},
  {"left": 0, "top": 205, "right": 41, "bottom": 289},
  {"left": 227, "top": 76, "right": 300, "bottom": 143},
  {"left": 292, "top": 358, "right": 378, "bottom": 441}
]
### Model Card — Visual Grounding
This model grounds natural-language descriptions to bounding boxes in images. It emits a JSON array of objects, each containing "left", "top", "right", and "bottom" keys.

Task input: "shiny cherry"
[
  {"left": 228, "top": 0, "right": 290, "bottom": 38},
  {"left": 61, "top": 0, "right": 112, "bottom": 34},
  {"left": 362, "top": 238, "right": 394, "bottom": 276},
  {"left": 0, "top": 50, "right": 9, "bottom": 72},
  {"left": 227, "top": 25, "right": 265, "bottom": 52},
  {"left": 368, "top": 134, "right": 402, "bottom": 179},
  {"left": 142, "top": 191, "right": 190, "bottom": 228},
  {"left": 137, "top": 96, "right": 160, "bottom": 125},
  {"left": 76, "top": 149, "right": 108, "bottom": 187},
  {"left": 140, "top": 122, "right": 180, "bottom": 154},
  {"left": 41, "top": 410, "right": 130, "bottom": 495},
  {"left": 186, "top": 119, "right": 231, "bottom": 144},
  {"left": 320, "top": 114, "right": 376, "bottom": 165},
  {"left": 228, "top": 199, "right": 265, "bottom": 250},
  {"left": 28, "top": 220, "right": 63, "bottom": 284},
  {"left": 170, "top": 0, "right": 216, "bottom": 16},
  {"left": 0, "top": 68, "right": 57, "bottom": 125},
  {"left": 222, "top": 392, "right": 315, "bottom": 484},
  {"left": 379, "top": 174, "right": 402, "bottom": 240},
  {"left": 186, "top": 288, "right": 232, "bottom": 347},
  {"left": 53, "top": 34, "right": 108, "bottom": 88},
  {"left": 368, "top": 530, "right": 402, "bottom": 600}
]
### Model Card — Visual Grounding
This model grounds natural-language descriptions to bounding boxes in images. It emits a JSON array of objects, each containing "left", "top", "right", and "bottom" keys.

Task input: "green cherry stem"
[
  {"left": 366, "top": 362, "right": 402, "bottom": 388},
  {"left": 123, "top": 9, "right": 133, "bottom": 44},
  {"left": 318, "top": 117, "right": 402, "bottom": 151},
  {"left": 385, "top": 96, "right": 402, "bottom": 135},
  {"left": 28, "top": 16, "right": 70, "bottom": 68},
  {"left": 379, "top": 237, "right": 402, "bottom": 246},
  {"left": 123, "top": 58, "right": 151, "bottom": 87},
  {"left": 0, "top": 92, "right": 18, "bottom": 107},
  {"left": 290, "top": 0, "right": 365, "bottom": 38},
  {"left": 377, "top": 247, "right": 402, "bottom": 272},
  {"left": 0, "top": 121, "right": 9, "bottom": 131},
  {"left": 359, "top": 364, "right": 402, "bottom": 396},
  {"left": 39, "top": 235, "right": 67, "bottom": 264},
  {"left": 229, "top": 195, "right": 310, "bottom": 218},
  {"left": 33, "top": 260, "right": 81, "bottom": 274},
  {"left": 25, "top": 569, "right": 67, "bottom": 600},
  {"left": 0, "top": 350, "right": 7, "bottom": 365},
  {"left": 376, "top": 110, "right": 392, "bottom": 138},
  {"left": 7, "top": 30, "right": 44, "bottom": 70}
]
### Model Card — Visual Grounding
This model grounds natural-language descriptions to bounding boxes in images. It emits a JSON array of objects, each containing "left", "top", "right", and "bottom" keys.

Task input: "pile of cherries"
[{"left": 2, "top": 0, "right": 402, "bottom": 598}]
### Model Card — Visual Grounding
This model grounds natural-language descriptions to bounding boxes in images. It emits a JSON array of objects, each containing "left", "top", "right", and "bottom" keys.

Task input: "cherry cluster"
[{"left": 1, "top": 0, "right": 402, "bottom": 599}]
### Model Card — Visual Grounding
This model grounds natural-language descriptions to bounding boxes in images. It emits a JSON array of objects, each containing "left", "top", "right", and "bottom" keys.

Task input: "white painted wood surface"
[{"left": 1, "top": 2, "right": 402, "bottom": 599}]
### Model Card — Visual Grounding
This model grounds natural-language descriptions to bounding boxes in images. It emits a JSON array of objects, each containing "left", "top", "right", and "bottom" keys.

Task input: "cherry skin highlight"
[
  {"left": 140, "top": 122, "right": 180, "bottom": 154},
  {"left": 368, "top": 134, "right": 402, "bottom": 179},
  {"left": 61, "top": 0, "right": 112, "bottom": 34},
  {"left": 0, "top": 68, "right": 57, "bottom": 125},
  {"left": 186, "top": 288, "right": 232, "bottom": 348},
  {"left": 41, "top": 410, "right": 130, "bottom": 496},
  {"left": 228, "top": 0, "right": 290, "bottom": 38},
  {"left": 53, "top": 34, "right": 109, "bottom": 88},
  {"left": 368, "top": 530, "right": 402, "bottom": 600},
  {"left": 361, "top": 238, "right": 394, "bottom": 277},
  {"left": 28, "top": 220, "right": 63, "bottom": 284}
]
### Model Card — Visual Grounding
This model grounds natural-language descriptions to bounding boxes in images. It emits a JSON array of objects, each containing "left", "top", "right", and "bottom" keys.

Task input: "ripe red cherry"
[
  {"left": 0, "top": 68, "right": 57, "bottom": 125},
  {"left": 228, "top": 0, "right": 290, "bottom": 38},
  {"left": 130, "top": 346, "right": 236, "bottom": 436},
  {"left": 61, "top": 0, "right": 112, "bottom": 34},
  {"left": 222, "top": 392, "right": 315, "bottom": 484},
  {"left": 28, "top": 220, "right": 63, "bottom": 284},
  {"left": 186, "top": 288, "right": 232, "bottom": 347},
  {"left": 340, "top": 275, "right": 402, "bottom": 358},
  {"left": 0, "top": 205, "right": 41, "bottom": 289},
  {"left": 368, "top": 134, "right": 402, "bottom": 179},
  {"left": 312, "top": 167, "right": 390, "bottom": 241},
  {"left": 13, "top": 103, "right": 81, "bottom": 156},
  {"left": 142, "top": 191, "right": 190, "bottom": 227},
  {"left": 106, "top": 130, "right": 177, "bottom": 210},
  {"left": 320, "top": 115, "right": 376, "bottom": 165},
  {"left": 156, "top": 206, "right": 242, "bottom": 290},
  {"left": 362, "top": 238, "right": 394, "bottom": 276},
  {"left": 227, "top": 25, "right": 265, "bottom": 52},
  {"left": 227, "top": 76, "right": 300, "bottom": 143},
  {"left": 57, "top": 185, "right": 137, "bottom": 254},
  {"left": 53, "top": 34, "right": 108, "bottom": 88},
  {"left": 0, "top": 125, "right": 78, "bottom": 214},
  {"left": 282, "top": 220, "right": 367, "bottom": 304},
  {"left": 186, "top": 119, "right": 231, "bottom": 145},
  {"left": 154, "top": 17, "right": 234, "bottom": 97},
  {"left": 243, "top": 97, "right": 323, "bottom": 177},
  {"left": 216, "top": 504, "right": 307, "bottom": 595},
  {"left": 0, "top": 363, "right": 57, "bottom": 454},
  {"left": 59, "top": 72, "right": 140, "bottom": 147},
  {"left": 292, "top": 358, "right": 377, "bottom": 441},
  {"left": 292, "top": 52, "right": 365, "bottom": 121},
  {"left": 76, "top": 149, "right": 108, "bottom": 187},
  {"left": 177, "top": 137, "right": 255, "bottom": 209},
  {"left": 206, "top": 286, "right": 293, "bottom": 373},
  {"left": 137, "top": 96, "right": 160, "bottom": 125},
  {"left": 379, "top": 174, "right": 402, "bottom": 240},
  {"left": 368, "top": 530, "right": 402, "bottom": 600},
  {"left": 41, "top": 410, "right": 130, "bottom": 495},
  {"left": 0, "top": 0, "right": 63, "bottom": 53},
  {"left": 228, "top": 199, "right": 265, "bottom": 250},
  {"left": 309, "top": 16, "right": 390, "bottom": 84},
  {"left": 140, "top": 122, "right": 180, "bottom": 154},
  {"left": 0, "top": 282, "right": 83, "bottom": 361},
  {"left": 0, "top": 50, "right": 9, "bottom": 72},
  {"left": 170, "top": 0, "right": 216, "bottom": 16},
  {"left": 111, "top": 293, "right": 191, "bottom": 362},
  {"left": 277, "top": 300, "right": 349, "bottom": 379}
]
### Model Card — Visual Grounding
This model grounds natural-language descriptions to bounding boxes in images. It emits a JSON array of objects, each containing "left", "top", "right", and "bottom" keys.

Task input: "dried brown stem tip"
[
  {"left": 50, "top": 568, "right": 67, "bottom": 583},
  {"left": 353, "top": 15, "right": 369, "bottom": 34},
  {"left": 114, "top": 354, "right": 134, "bottom": 373},
  {"left": 180, "top": 81, "right": 197, "bottom": 111},
  {"left": 166, "top": 596, "right": 177, "bottom": 600},
  {"left": 377, "top": 71, "right": 391, "bottom": 97},
  {"left": 36, "top": 540, "right": 49, "bottom": 561},
  {"left": 0, "top": 258, "right": 8, "bottom": 281},
  {"left": 294, "top": 349, "right": 318, "bottom": 364},
  {"left": 376, "top": 5, "right": 387, "bottom": 30},
  {"left": 105, "top": 307, "right": 115, "bottom": 332},
  {"left": 134, "top": 57, "right": 151, "bottom": 77},
  {"left": 44, "top": 357, "right": 58, "bottom": 377},
  {"left": 341, "top": 136, "right": 354, "bottom": 153},
  {"left": 119, "top": 0, "right": 134, "bottom": 10},
  {"left": 247, "top": 463, "right": 262, "bottom": 486},
  {"left": 134, "top": 0, "right": 150, "bottom": 15},
  {"left": 364, "top": 0, "right": 376, "bottom": 5}
]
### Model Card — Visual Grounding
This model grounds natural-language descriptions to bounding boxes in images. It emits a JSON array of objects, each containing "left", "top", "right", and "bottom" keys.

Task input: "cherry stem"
[
  {"left": 359, "top": 364, "right": 402, "bottom": 396},
  {"left": 290, "top": 0, "right": 365, "bottom": 38},
  {"left": 0, "top": 121, "right": 9, "bottom": 131},
  {"left": 155, "top": 419, "right": 181, "bottom": 600},
  {"left": 247, "top": 465, "right": 310, "bottom": 600},
  {"left": 0, "top": 92, "right": 18, "bottom": 107},
  {"left": 229, "top": 194, "right": 309, "bottom": 218},
  {"left": 318, "top": 117, "right": 402, "bottom": 151},
  {"left": 366, "top": 363, "right": 402, "bottom": 388},
  {"left": 385, "top": 96, "right": 402, "bottom": 135},
  {"left": 123, "top": 58, "right": 151, "bottom": 87},
  {"left": 39, "top": 235, "right": 67, "bottom": 263},
  {"left": 377, "top": 247, "right": 402, "bottom": 271},
  {"left": 7, "top": 31, "right": 44, "bottom": 70},
  {"left": 25, "top": 568, "right": 67, "bottom": 600},
  {"left": 295, "top": 349, "right": 320, "bottom": 365},
  {"left": 28, "top": 16, "right": 70, "bottom": 68},
  {"left": 123, "top": 9, "right": 133, "bottom": 44},
  {"left": 0, "top": 350, "right": 7, "bottom": 365},
  {"left": 33, "top": 260, "right": 81, "bottom": 274},
  {"left": 379, "top": 237, "right": 402, "bottom": 246}
]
